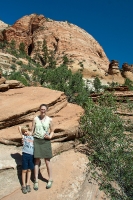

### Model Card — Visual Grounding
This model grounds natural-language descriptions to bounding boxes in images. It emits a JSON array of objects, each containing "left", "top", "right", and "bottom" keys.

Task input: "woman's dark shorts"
[{"left": 22, "top": 152, "right": 34, "bottom": 170}]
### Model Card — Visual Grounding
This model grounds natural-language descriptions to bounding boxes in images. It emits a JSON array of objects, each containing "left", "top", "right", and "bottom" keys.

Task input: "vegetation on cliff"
[{"left": 80, "top": 94, "right": 133, "bottom": 200}]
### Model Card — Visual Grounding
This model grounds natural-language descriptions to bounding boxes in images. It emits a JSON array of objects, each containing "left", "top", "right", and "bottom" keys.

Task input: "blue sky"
[{"left": 0, "top": 0, "right": 133, "bottom": 68}]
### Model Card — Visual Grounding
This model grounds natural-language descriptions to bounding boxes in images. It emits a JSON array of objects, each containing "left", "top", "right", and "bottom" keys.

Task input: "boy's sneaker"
[
  {"left": 33, "top": 181, "right": 39, "bottom": 191},
  {"left": 26, "top": 185, "right": 31, "bottom": 192},
  {"left": 22, "top": 186, "right": 27, "bottom": 194}
]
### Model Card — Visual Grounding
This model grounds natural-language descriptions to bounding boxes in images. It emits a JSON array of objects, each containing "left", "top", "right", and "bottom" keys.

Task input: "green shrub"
[
  {"left": 16, "top": 60, "right": 23, "bottom": 65},
  {"left": 41, "top": 64, "right": 89, "bottom": 105},
  {"left": 80, "top": 96, "right": 133, "bottom": 199},
  {"left": 10, "top": 64, "right": 17, "bottom": 71},
  {"left": 93, "top": 76, "right": 102, "bottom": 93},
  {"left": 9, "top": 71, "right": 29, "bottom": 86},
  {"left": 124, "top": 78, "right": 133, "bottom": 91}
]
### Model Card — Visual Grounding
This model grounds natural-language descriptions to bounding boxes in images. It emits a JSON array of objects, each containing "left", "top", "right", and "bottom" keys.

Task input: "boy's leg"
[
  {"left": 26, "top": 169, "right": 32, "bottom": 192},
  {"left": 22, "top": 170, "right": 28, "bottom": 194},
  {"left": 22, "top": 170, "right": 27, "bottom": 187},
  {"left": 26, "top": 169, "right": 31, "bottom": 185},
  {"left": 22, "top": 153, "right": 28, "bottom": 187}
]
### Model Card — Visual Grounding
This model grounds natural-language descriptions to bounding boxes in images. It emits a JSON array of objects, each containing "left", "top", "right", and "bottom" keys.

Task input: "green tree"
[
  {"left": 93, "top": 76, "right": 102, "bottom": 93},
  {"left": 19, "top": 42, "right": 25, "bottom": 55},
  {"left": 124, "top": 78, "right": 133, "bottom": 91},
  {"left": 80, "top": 96, "right": 133, "bottom": 199},
  {"left": 42, "top": 39, "right": 49, "bottom": 65}
]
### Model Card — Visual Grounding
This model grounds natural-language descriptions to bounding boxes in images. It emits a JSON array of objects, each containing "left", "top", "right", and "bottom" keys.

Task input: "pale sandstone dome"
[
  {"left": 1, "top": 14, "right": 110, "bottom": 80},
  {"left": 0, "top": 20, "right": 8, "bottom": 30},
  {"left": 1, "top": 14, "right": 133, "bottom": 84}
]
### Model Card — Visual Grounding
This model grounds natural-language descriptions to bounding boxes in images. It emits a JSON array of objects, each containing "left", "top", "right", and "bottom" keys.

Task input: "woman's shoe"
[
  {"left": 33, "top": 181, "right": 39, "bottom": 191},
  {"left": 46, "top": 180, "right": 53, "bottom": 189}
]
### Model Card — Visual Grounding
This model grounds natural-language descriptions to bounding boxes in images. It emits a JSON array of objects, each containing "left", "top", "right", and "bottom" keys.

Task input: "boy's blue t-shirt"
[{"left": 22, "top": 135, "right": 34, "bottom": 155}]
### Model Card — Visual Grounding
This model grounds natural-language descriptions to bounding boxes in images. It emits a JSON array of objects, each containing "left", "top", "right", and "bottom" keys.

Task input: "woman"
[{"left": 32, "top": 104, "right": 54, "bottom": 190}]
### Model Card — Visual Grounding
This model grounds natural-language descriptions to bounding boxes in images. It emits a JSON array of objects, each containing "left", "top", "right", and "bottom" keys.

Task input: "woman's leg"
[
  {"left": 45, "top": 158, "right": 53, "bottom": 181},
  {"left": 26, "top": 169, "right": 31, "bottom": 185},
  {"left": 34, "top": 158, "right": 40, "bottom": 182},
  {"left": 22, "top": 170, "right": 27, "bottom": 186},
  {"left": 33, "top": 158, "right": 40, "bottom": 190}
]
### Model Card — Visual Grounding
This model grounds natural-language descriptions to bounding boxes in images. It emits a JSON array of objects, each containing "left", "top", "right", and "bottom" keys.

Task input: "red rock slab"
[{"left": 0, "top": 87, "right": 65, "bottom": 122}]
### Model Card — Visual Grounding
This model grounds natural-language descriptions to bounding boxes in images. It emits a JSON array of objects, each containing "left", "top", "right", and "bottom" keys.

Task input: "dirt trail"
[{"left": 1, "top": 150, "right": 88, "bottom": 200}]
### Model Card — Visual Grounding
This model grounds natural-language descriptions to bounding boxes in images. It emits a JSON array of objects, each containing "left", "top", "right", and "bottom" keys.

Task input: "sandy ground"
[{"left": 1, "top": 150, "right": 88, "bottom": 200}]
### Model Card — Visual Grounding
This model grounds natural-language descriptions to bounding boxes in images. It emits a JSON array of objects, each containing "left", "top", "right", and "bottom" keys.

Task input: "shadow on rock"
[{"left": 11, "top": 153, "right": 22, "bottom": 186}]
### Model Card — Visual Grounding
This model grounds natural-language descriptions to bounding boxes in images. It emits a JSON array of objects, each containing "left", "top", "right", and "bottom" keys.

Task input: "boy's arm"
[{"left": 18, "top": 126, "right": 24, "bottom": 138}]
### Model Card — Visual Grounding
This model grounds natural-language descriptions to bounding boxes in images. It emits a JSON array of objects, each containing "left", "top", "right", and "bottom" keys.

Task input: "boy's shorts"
[{"left": 22, "top": 152, "right": 34, "bottom": 170}]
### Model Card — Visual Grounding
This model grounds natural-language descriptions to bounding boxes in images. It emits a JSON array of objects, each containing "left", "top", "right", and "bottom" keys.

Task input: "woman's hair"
[
  {"left": 39, "top": 104, "right": 48, "bottom": 110},
  {"left": 21, "top": 124, "right": 30, "bottom": 134}
]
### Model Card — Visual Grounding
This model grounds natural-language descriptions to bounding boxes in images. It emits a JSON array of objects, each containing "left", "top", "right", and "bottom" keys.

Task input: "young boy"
[{"left": 18, "top": 125, "right": 34, "bottom": 194}]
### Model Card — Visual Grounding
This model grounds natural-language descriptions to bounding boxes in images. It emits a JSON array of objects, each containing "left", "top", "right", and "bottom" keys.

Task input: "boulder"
[
  {"left": 0, "top": 76, "right": 6, "bottom": 84},
  {"left": 122, "top": 63, "right": 133, "bottom": 81},
  {"left": 5, "top": 80, "right": 24, "bottom": 89},
  {"left": 107, "top": 60, "right": 125, "bottom": 84},
  {"left": 0, "top": 83, "right": 9, "bottom": 92}
]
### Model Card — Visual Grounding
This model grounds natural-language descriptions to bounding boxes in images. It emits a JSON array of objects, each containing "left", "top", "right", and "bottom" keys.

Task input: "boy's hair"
[{"left": 21, "top": 124, "right": 30, "bottom": 134}]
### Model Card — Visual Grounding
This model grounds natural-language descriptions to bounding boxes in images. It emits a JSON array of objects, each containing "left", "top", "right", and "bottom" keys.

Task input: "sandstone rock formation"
[
  {"left": 108, "top": 60, "right": 120, "bottom": 75},
  {"left": 0, "top": 87, "right": 83, "bottom": 142},
  {"left": 0, "top": 20, "right": 8, "bottom": 31},
  {"left": 0, "top": 72, "right": 24, "bottom": 92},
  {"left": 0, "top": 16, "right": 133, "bottom": 84},
  {"left": 106, "top": 60, "right": 125, "bottom": 84},
  {"left": 0, "top": 14, "right": 109, "bottom": 80},
  {"left": 0, "top": 149, "right": 108, "bottom": 200},
  {"left": 121, "top": 63, "right": 133, "bottom": 81}
]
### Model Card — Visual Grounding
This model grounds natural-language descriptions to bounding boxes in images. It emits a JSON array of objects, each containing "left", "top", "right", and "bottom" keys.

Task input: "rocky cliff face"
[
  {"left": 0, "top": 14, "right": 109, "bottom": 79},
  {"left": 0, "top": 15, "right": 133, "bottom": 84}
]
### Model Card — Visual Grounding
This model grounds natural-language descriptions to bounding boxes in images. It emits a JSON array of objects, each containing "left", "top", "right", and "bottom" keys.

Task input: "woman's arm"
[
  {"left": 31, "top": 119, "right": 36, "bottom": 135},
  {"left": 44, "top": 120, "right": 54, "bottom": 140},
  {"left": 49, "top": 121, "right": 54, "bottom": 139}
]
